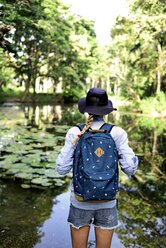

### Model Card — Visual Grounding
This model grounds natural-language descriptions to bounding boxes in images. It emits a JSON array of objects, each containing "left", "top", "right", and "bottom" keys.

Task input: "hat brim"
[{"left": 78, "top": 98, "right": 117, "bottom": 115}]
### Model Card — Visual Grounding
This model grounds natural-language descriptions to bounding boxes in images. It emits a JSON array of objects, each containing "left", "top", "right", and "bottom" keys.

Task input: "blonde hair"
[{"left": 72, "top": 114, "right": 94, "bottom": 145}]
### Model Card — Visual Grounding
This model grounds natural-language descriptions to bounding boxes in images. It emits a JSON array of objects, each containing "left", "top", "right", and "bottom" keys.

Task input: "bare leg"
[
  {"left": 70, "top": 225, "right": 90, "bottom": 248},
  {"left": 95, "top": 227, "right": 114, "bottom": 248}
]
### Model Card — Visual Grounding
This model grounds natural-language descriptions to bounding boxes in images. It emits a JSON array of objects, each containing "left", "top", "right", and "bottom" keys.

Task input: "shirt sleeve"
[
  {"left": 111, "top": 126, "right": 138, "bottom": 176},
  {"left": 55, "top": 127, "right": 79, "bottom": 175}
]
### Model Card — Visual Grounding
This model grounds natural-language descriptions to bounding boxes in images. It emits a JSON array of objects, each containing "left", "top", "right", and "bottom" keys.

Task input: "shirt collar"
[{"left": 93, "top": 116, "right": 104, "bottom": 121}]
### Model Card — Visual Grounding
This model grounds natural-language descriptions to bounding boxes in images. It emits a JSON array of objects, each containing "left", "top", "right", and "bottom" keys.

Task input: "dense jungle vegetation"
[{"left": 0, "top": 0, "right": 166, "bottom": 115}]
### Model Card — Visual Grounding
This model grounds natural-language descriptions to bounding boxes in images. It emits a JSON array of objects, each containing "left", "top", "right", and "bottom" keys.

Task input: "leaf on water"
[
  {"left": 21, "top": 154, "right": 42, "bottom": 166},
  {"left": 0, "top": 116, "right": 70, "bottom": 188},
  {"left": 5, "top": 144, "right": 32, "bottom": 153},
  {"left": 21, "top": 184, "right": 31, "bottom": 189},
  {"left": 32, "top": 144, "right": 47, "bottom": 149},
  {"left": 31, "top": 177, "right": 52, "bottom": 187},
  {"left": 44, "top": 169, "right": 60, "bottom": 178},
  {"left": 32, "top": 168, "right": 45, "bottom": 175},
  {"left": 53, "top": 178, "right": 65, "bottom": 186},
  {"left": 15, "top": 173, "right": 33, "bottom": 180},
  {"left": 1, "top": 154, "right": 19, "bottom": 163},
  {"left": 54, "top": 125, "right": 70, "bottom": 132}
]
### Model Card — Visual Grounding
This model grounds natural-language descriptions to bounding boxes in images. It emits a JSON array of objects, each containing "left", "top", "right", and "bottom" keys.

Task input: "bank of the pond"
[
  {"left": 0, "top": 89, "right": 128, "bottom": 105},
  {"left": 1, "top": 90, "right": 166, "bottom": 117},
  {"left": 0, "top": 91, "right": 64, "bottom": 105}
]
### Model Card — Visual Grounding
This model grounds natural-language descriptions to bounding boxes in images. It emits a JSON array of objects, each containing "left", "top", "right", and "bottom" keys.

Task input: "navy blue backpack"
[{"left": 73, "top": 123, "right": 119, "bottom": 201}]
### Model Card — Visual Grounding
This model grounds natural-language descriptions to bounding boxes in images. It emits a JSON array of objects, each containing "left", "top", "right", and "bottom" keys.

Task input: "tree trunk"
[
  {"left": 106, "top": 75, "right": 111, "bottom": 94},
  {"left": 117, "top": 77, "right": 121, "bottom": 96},
  {"left": 129, "top": 88, "right": 141, "bottom": 102},
  {"left": 53, "top": 84, "right": 56, "bottom": 94},
  {"left": 114, "top": 77, "right": 121, "bottom": 96},
  {"left": 32, "top": 81, "right": 36, "bottom": 95},
  {"left": 21, "top": 76, "right": 31, "bottom": 102},
  {"left": 91, "top": 78, "right": 95, "bottom": 88},
  {"left": 0, "top": 81, "right": 4, "bottom": 89},
  {"left": 152, "top": 130, "right": 157, "bottom": 158},
  {"left": 21, "top": 81, "right": 30, "bottom": 102},
  {"left": 156, "top": 43, "right": 162, "bottom": 94},
  {"left": 157, "top": 70, "right": 161, "bottom": 94}
]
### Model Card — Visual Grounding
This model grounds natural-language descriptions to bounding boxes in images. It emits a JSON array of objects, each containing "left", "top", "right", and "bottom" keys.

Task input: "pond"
[{"left": 0, "top": 104, "right": 166, "bottom": 248}]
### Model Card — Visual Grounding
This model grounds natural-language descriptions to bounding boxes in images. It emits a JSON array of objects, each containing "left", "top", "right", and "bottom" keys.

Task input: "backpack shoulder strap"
[
  {"left": 100, "top": 123, "right": 115, "bottom": 133},
  {"left": 76, "top": 123, "right": 115, "bottom": 133},
  {"left": 76, "top": 124, "right": 85, "bottom": 131}
]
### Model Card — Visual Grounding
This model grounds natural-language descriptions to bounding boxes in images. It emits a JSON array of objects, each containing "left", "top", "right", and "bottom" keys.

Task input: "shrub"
[{"left": 139, "top": 92, "right": 166, "bottom": 116}]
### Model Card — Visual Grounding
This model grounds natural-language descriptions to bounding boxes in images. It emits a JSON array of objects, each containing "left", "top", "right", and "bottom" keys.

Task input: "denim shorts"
[{"left": 67, "top": 204, "right": 119, "bottom": 230}]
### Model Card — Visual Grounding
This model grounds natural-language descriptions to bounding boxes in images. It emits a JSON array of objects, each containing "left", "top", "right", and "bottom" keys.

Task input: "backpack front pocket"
[{"left": 82, "top": 173, "right": 118, "bottom": 201}]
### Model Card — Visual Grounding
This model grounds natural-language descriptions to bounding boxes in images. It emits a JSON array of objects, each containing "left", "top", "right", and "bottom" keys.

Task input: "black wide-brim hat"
[{"left": 78, "top": 87, "right": 117, "bottom": 116}]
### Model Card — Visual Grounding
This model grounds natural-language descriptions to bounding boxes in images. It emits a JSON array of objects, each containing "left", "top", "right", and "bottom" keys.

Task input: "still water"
[{"left": 0, "top": 104, "right": 165, "bottom": 248}]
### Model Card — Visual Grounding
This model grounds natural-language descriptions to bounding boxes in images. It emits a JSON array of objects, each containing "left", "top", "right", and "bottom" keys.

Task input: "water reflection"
[
  {"left": 24, "top": 105, "right": 64, "bottom": 128},
  {"left": 0, "top": 180, "right": 63, "bottom": 248},
  {"left": 34, "top": 192, "right": 124, "bottom": 248},
  {"left": 0, "top": 104, "right": 166, "bottom": 247},
  {"left": 34, "top": 192, "right": 72, "bottom": 248}
]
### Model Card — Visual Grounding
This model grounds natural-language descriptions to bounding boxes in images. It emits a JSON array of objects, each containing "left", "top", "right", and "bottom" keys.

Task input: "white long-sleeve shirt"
[{"left": 56, "top": 117, "right": 138, "bottom": 210}]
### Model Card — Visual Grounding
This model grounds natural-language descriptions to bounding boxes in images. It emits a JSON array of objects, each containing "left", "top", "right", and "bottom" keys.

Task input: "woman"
[{"left": 56, "top": 87, "right": 138, "bottom": 248}]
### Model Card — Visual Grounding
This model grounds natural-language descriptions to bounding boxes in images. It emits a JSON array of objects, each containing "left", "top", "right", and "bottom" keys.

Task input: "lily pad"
[
  {"left": 32, "top": 168, "right": 45, "bottom": 175},
  {"left": 21, "top": 154, "right": 42, "bottom": 166},
  {"left": 54, "top": 125, "right": 70, "bottom": 132},
  {"left": 3, "top": 170, "right": 18, "bottom": 175},
  {"left": 1, "top": 154, "right": 19, "bottom": 163},
  {"left": 21, "top": 184, "right": 31, "bottom": 189},
  {"left": 45, "top": 164, "right": 55, "bottom": 169},
  {"left": 15, "top": 172, "right": 33, "bottom": 180},
  {"left": 31, "top": 177, "right": 52, "bottom": 187},
  {"left": 53, "top": 178, "right": 65, "bottom": 186},
  {"left": 2, "top": 162, "right": 32, "bottom": 171},
  {"left": 32, "top": 143, "right": 46, "bottom": 149},
  {"left": 0, "top": 112, "right": 72, "bottom": 189},
  {"left": 5, "top": 143, "right": 32, "bottom": 153},
  {"left": 44, "top": 169, "right": 60, "bottom": 178}
]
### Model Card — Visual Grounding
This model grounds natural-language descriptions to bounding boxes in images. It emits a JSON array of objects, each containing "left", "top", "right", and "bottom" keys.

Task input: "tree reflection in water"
[{"left": 0, "top": 180, "right": 67, "bottom": 248}]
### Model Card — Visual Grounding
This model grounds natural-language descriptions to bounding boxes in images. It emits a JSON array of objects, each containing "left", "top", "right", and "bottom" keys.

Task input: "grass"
[
  {"left": 0, "top": 88, "right": 73, "bottom": 104},
  {"left": 0, "top": 88, "right": 22, "bottom": 102}
]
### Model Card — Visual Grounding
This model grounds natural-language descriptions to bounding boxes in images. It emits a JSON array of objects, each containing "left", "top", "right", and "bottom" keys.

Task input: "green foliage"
[
  {"left": 129, "top": 0, "right": 166, "bottom": 15},
  {"left": 139, "top": 91, "right": 166, "bottom": 115},
  {"left": 0, "top": 87, "right": 23, "bottom": 102},
  {"left": 0, "top": 0, "right": 98, "bottom": 101},
  {"left": 138, "top": 116, "right": 166, "bottom": 136},
  {"left": 0, "top": 0, "right": 165, "bottom": 108},
  {"left": 109, "top": 0, "right": 166, "bottom": 100},
  {"left": 0, "top": 48, "right": 14, "bottom": 88},
  {"left": 63, "top": 86, "right": 85, "bottom": 102},
  {"left": 33, "top": 93, "right": 62, "bottom": 104}
]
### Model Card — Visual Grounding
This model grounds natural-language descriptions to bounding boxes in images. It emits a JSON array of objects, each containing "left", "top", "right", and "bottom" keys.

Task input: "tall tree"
[
  {"left": 1, "top": 0, "right": 48, "bottom": 100},
  {"left": 1, "top": 0, "right": 98, "bottom": 100},
  {"left": 109, "top": 0, "right": 166, "bottom": 99}
]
